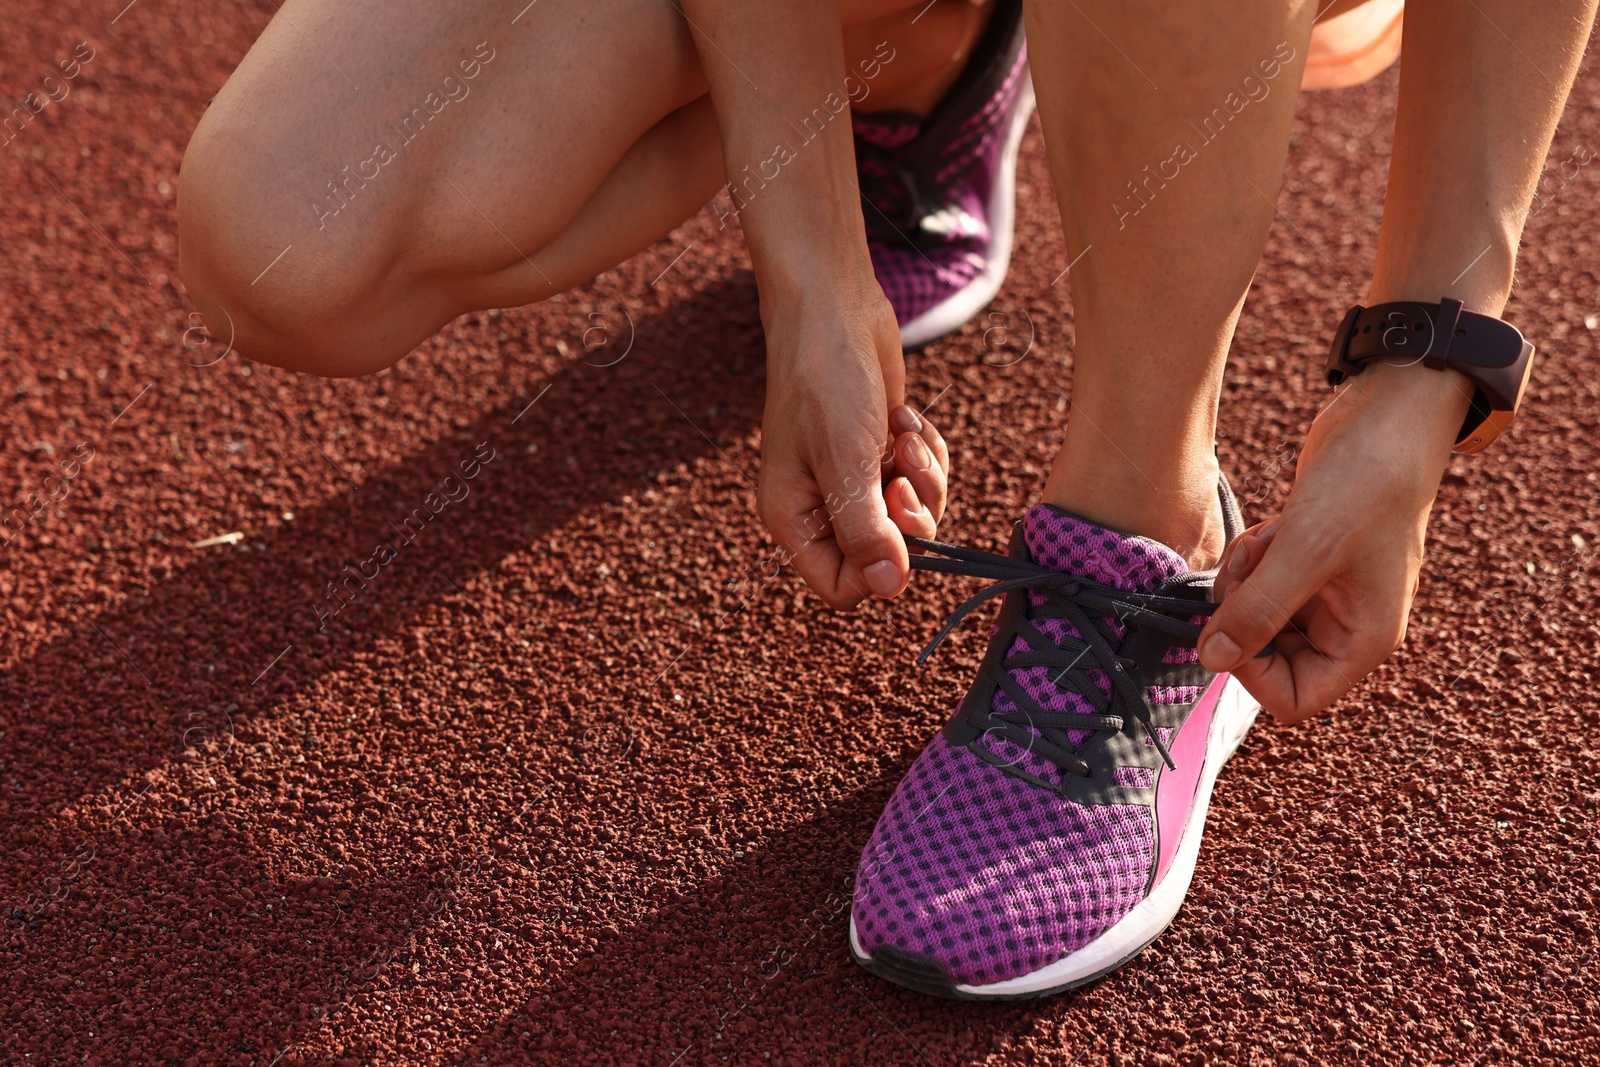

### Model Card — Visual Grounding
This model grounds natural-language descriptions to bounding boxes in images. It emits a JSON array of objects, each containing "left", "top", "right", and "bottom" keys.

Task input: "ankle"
[{"left": 1040, "top": 455, "right": 1227, "bottom": 572}]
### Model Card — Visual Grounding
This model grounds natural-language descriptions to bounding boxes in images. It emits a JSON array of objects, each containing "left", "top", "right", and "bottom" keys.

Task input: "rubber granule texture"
[{"left": 2, "top": 5, "right": 1599, "bottom": 1066}]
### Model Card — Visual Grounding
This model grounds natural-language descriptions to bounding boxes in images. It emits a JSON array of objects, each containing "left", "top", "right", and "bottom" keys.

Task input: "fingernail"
[
  {"left": 1257, "top": 521, "right": 1280, "bottom": 546},
  {"left": 890, "top": 405, "right": 923, "bottom": 435},
  {"left": 864, "top": 560, "right": 902, "bottom": 598},
  {"left": 904, "top": 433, "right": 932, "bottom": 471},
  {"left": 900, "top": 479, "right": 927, "bottom": 516},
  {"left": 1222, "top": 537, "right": 1260, "bottom": 579},
  {"left": 1200, "top": 632, "right": 1241, "bottom": 672}
]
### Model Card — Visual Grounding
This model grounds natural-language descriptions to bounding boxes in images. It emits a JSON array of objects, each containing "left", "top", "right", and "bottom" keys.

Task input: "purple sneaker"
[
  {"left": 850, "top": 479, "right": 1260, "bottom": 998},
  {"left": 854, "top": 0, "right": 1035, "bottom": 348}
]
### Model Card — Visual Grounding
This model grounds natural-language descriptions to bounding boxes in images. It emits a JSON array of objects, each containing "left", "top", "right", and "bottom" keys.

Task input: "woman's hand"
[
  {"left": 757, "top": 280, "right": 950, "bottom": 609},
  {"left": 677, "top": 0, "right": 954, "bottom": 608},
  {"left": 1198, "top": 360, "right": 1475, "bottom": 721}
]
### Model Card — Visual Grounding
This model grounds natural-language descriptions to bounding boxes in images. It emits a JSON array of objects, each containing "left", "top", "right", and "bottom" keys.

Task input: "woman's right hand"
[{"left": 756, "top": 278, "right": 950, "bottom": 609}]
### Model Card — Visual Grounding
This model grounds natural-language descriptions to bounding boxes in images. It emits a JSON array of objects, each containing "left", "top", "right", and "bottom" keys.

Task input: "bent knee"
[{"left": 177, "top": 118, "right": 449, "bottom": 378}]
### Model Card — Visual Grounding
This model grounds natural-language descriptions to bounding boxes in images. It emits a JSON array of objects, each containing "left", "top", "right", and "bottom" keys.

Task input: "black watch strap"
[{"left": 1325, "top": 299, "right": 1535, "bottom": 452}]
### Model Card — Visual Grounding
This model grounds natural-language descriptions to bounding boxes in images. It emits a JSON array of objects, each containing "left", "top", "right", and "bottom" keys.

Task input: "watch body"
[{"left": 1324, "top": 298, "right": 1535, "bottom": 454}]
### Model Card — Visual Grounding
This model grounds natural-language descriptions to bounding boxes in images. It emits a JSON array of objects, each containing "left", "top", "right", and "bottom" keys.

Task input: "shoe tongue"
[
  {"left": 1021, "top": 504, "right": 1187, "bottom": 592},
  {"left": 980, "top": 506, "right": 1190, "bottom": 776},
  {"left": 852, "top": 111, "right": 921, "bottom": 149}
]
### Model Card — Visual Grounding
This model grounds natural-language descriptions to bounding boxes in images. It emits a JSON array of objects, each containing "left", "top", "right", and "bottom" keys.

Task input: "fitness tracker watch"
[{"left": 1324, "top": 297, "right": 1535, "bottom": 454}]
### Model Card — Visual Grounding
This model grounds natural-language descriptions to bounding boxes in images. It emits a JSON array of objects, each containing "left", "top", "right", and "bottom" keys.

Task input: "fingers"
[
  {"left": 1206, "top": 519, "right": 1401, "bottom": 722},
  {"left": 891, "top": 431, "right": 947, "bottom": 526},
  {"left": 772, "top": 462, "right": 910, "bottom": 608},
  {"left": 885, "top": 476, "right": 938, "bottom": 541},
  {"left": 893, "top": 405, "right": 950, "bottom": 472},
  {"left": 888, "top": 405, "right": 950, "bottom": 523},
  {"left": 1228, "top": 629, "right": 1359, "bottom": 725},
  {"left": 760, "top": 403, "right": 949, "bottom": 611},
  {"left": 771, "top": 505, "right": 895, "bottom": 611},
  {"left": 1226, "top": 581, "right": 1401, "bottom": 725},
  {"left": 1201, "top": 520, "right": 1342, "bottom": 716},
  {"left": 827, "top": 471, "right": 911, "bottom": 600},
  {"left": 1203, "top": 520, "right": 1311, "bottom": 668},
  {"left": 1214, "top": 520, "right": 1274, "bottom": 602},
  {"left": 890, "top": 404, "right": 950, "bottom": 475}
]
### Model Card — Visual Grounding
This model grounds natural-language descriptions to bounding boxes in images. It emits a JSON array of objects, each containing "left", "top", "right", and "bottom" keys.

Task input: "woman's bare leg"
[
  {"left": 1026, "top": 0, "right": 1321, "bottom": 567},
  {"left": 178, "top": 0, "right": 728, "bottom": 376},
  {"left": 178, "top": 0, "right": 1000, "bottom": 377}
]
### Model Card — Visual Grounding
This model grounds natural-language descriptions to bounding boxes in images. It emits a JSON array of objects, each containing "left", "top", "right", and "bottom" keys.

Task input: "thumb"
[
  {"left": 1199, "top": 524, "right": 1331, "bottom": 672},
  {"left": 826, "top": 469, "right": 910, "bottom": 600}
]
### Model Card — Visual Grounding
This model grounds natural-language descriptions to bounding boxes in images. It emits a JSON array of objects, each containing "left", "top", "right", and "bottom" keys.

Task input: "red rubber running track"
[{"left": 2, "top": 4, "right": 1598, "bottom": 1064}]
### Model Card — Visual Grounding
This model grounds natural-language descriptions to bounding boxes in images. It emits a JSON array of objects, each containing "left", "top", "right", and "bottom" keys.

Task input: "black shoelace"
[{"left": 905, "top": 536, "right": 1217, "bottom": 786}]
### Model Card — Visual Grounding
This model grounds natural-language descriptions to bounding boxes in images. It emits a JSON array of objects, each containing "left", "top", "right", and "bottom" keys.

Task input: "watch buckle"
[
  {"left": 1423, "top": 297, "right": 1464, "bottom": 371},
  {"left": 1325, "top": 303, "right": 1364, "bottom": 386}
]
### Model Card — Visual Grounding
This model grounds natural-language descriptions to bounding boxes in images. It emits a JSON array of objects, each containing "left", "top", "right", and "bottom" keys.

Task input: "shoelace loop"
[{"left": 905, "top": 535, "right": 1217, "bottom": 783}]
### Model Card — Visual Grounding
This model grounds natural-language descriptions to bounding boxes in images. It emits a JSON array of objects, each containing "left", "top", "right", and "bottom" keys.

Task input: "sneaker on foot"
[
  {"left": 854, "top": 0, "right": 1035, "bottom": 348},
  {"left": 849, "top": 478, "right": 1261, "bottom": 998}
]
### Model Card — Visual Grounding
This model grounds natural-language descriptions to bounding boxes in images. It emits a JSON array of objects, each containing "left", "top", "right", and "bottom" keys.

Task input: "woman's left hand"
[{"left": 1198, "top": 360, "right": 1475, "bottom": 722}]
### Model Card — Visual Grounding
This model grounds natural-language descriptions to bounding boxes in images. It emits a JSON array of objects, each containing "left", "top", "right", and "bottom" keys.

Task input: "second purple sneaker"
[
  {"left": 850, "top": 479, "right": 1260, "bottom": 998},
  {"left": 854, "top": 0, "right": 1035, "bottom": 348}
]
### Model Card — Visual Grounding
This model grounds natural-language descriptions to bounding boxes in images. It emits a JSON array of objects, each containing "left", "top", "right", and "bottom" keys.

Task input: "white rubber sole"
[
  {"left": 851, "top": 674, "right": 1260, "bottom": 998},
  {"left": 898, "top": 69, "right": 1037, "bottom": 350}
]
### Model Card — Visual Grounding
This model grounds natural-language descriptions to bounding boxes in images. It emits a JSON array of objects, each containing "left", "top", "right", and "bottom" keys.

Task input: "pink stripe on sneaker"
[{"left": 1153, "top": 673, "right": 1226, "bottom": 883}]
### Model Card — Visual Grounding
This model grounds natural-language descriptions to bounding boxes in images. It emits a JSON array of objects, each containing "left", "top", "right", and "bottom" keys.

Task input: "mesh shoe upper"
[
  {"left": 853, "top": 0, "right": 1030, "bottom": 335},
  {"left": 852, "top": 504, "right": 1228, "bottom": 987}
]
